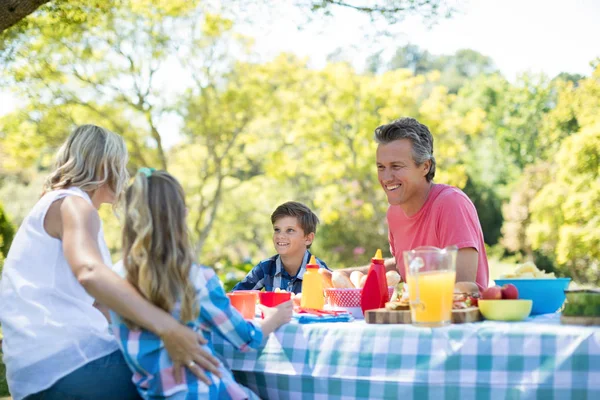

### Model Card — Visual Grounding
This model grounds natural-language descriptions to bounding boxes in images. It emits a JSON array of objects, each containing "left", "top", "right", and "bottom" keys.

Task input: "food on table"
[
  {"left": 481, "top": 284, "right": 520, "bottom": 301},
  {"left": 350, "top": 271, "right": 365, "bottom": 289},
  {"left": 501, "top": 283, "right": 519, "bottom": 300},
  {"left": 386, "top": 282, "right": 410, "bottom": 310},
  {"left": 452, "top": 282, "right": 480, "bottom": 309},
  {"left": 499, "top": 261, "right": 556, "bottom": 279},
  {"left": 331, "top": 271, "right": 355, "bottom": 289},
  {"left": 386, "top": 270, "right": 401, "bottom": 287},
  {"left": 359, "top": 275, "right": 367, "bottom": 288},
  {"left": 291, "top": 292, "right": 302, "bottom": 307},
  {"left": 562, "top": 289, "right": 600, "bottom": 317},
  {"left": 454, "top": 281, "right": 479, "bottom": 296},
  {"left": 481, "top": 286, "right": 503, "bottom": 300},
  {"left": 318, "top": 268, "right": 334, "bottom": 289}
]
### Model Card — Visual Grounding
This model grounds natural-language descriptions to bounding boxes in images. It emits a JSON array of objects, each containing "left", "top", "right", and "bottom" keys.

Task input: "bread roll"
[
  {"left": 350, "top": 271, "right": 365, "bottom": 288},
  {"left": 386, "top": 270, "right": 401, "bottom": 287},
  {"left": 331, "top": 271, "right": 354, "bottom": 289},
  {"left": 454, "top": 281, "right": 479, "bottom": 296},
  {"left": 359, "top": 275, "right": 367, "bottom": 288},
  {"left": 318, "top": 268, "right": 334, "bottom": 289}
]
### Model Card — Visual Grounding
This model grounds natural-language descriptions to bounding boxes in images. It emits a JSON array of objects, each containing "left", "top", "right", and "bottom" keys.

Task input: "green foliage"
[
  {"left": 528, "top": 123, "right": 600, "bottom": 285},
  {"left": 213, "top": 259, "right": 255, "bottom": 293},
  {"left": 0, "top": 204, "right": 15, "bottom": 257},
  {"left": 461, "top": 177, "right": 503, "bottom": 246},
  {"left": 0, "top": 239, "right": 4, "bottom": 275},
  {"left": 387, "top": 45, "right": 496, "bottom": 93},
  {"left": 1, "top": 1, "right": 599, "bottom": 287}
]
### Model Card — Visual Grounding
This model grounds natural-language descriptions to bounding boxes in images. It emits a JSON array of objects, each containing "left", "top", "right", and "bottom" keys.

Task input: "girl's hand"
[
  {"left": 161, "top": 322, "right": 222, "bottom": 385},
  {"left": 257, "top": 300, "right": 293, "bottom": 332}
]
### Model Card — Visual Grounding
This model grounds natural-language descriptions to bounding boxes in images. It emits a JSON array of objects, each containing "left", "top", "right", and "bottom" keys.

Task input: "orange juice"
[{"left": 407, "top": 270, "right": 456, "bottom": 327}]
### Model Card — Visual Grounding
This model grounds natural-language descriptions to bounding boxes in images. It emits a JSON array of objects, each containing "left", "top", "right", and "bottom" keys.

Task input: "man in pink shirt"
[{"left": 345, "top": 117, "right": 489, "bottom": 289}]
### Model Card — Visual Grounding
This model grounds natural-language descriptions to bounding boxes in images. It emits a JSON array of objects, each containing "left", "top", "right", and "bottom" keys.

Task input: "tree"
[
  {"left": 527, "top": 124, "right": 600, "bottom": 284},
  {"left": 0, "top": 203, "right": 15, "bottom": 257},
  {"left": 387, "top": 46, "right": 496, "bottom": 93},
  {"left": 1, "top": 0, "right": 454, "bottom": 34},
  {"left": 0, "top": 0, "right": 49, "bottom": 33}
]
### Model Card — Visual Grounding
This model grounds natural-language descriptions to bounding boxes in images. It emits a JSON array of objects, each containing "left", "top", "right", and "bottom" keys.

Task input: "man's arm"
[{"left": 455, "top": 248, "right": 478, "bottom": 282}]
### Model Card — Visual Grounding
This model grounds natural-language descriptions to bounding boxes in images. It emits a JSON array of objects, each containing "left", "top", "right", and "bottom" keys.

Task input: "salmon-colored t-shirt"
[{"left": 387, "top": 183, "right": 489, "bottom": 289}]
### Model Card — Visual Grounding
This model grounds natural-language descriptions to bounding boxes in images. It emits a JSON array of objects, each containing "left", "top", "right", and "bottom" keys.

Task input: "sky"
[
  {"left": 1, "top": 0, "right": 598, "bottom": 146},
  {"left": 243, "top": 0, "right": 599, "bottom": 80}
]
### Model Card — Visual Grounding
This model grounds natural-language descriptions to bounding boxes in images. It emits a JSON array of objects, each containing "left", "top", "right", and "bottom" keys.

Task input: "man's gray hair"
[{"left": 374, "top": 117, "right": 436, "bottom": 182}]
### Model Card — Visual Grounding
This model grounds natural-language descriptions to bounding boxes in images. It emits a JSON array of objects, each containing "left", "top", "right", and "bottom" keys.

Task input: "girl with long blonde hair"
[
  {"left": 0, "top": 125, "right": 220, "bottom": 400},
  {"left": 111, "top": 170, "right": 292, "bottom": 399}
]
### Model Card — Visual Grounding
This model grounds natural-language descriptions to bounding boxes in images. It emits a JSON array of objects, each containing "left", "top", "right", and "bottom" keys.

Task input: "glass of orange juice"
[{"left": 404, "top": 246, "right": 457, "bottom": 327}]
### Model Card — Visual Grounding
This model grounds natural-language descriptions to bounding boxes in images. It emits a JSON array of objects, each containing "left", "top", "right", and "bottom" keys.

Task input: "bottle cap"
[{"left": 306, "top": 255, "right": 318, "bottom": 268}]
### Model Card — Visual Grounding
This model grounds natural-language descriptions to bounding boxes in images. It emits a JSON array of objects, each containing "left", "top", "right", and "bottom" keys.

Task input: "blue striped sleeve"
[{"left": 200, "top": 269, "right": 263, "bottom": 351}]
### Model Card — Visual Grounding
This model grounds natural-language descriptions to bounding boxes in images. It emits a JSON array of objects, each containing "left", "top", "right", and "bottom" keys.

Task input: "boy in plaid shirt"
[
  {"left": 110, "top": 170, "right": 292, "bottom": 399},
  {"left": 233, "top": 201, "right": 329, "bottom": 294}
]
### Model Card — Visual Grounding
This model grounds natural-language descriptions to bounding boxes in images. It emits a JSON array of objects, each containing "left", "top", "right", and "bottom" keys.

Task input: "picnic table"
[{"left": 212, "top": 314, "right": 600, "bottom": 399}]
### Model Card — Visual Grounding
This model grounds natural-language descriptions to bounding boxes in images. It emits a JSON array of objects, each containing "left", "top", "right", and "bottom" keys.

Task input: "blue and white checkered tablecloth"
[{"left": 212, "top": 314, "right": 600, "bottom": 400}]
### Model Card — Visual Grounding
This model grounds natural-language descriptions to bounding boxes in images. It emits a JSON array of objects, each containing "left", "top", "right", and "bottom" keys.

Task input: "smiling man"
[{"left": 345, "top": 117, "right": 489, "bottom": 289}]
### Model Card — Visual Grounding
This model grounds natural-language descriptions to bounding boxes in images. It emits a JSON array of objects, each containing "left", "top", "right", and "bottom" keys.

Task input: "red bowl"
[
  {"left": 258, "top": 291, "right": 291, "bottom": 307},
  {"left": 227, "top": 292, "right": 258, "bottom": 319}
]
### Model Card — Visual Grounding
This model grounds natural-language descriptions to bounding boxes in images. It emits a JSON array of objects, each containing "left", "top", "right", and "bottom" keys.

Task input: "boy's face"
[{"left": 272, "top": 216, "right": 314, "bottom": 257}]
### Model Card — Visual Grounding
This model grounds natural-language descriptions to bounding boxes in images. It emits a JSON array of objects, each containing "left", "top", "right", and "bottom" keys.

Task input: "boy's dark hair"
[
  {"left": 271, "top": 201, "right": 319, "bottom": 248},
  {"left": 374, "top": 117, "right": 436, "bottom": 182}
]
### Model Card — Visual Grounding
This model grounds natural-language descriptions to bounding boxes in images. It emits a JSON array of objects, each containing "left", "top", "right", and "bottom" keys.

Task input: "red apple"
[
  {"left": 501, "top": 284, "right": 519, "bottom": 300},
  {"left": 481, "top": 286, "right": 503, "bottom": 300}
]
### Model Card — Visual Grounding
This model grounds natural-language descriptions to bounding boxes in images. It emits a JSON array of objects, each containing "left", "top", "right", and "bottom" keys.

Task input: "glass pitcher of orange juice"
[{"left": 404, "top": 246, "right": 457, "bottom": 327}]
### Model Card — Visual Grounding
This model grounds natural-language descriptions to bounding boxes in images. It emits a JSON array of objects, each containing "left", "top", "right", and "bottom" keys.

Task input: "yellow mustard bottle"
[{"left": 300, "top": 255, "right": 324, "bottom": 310}]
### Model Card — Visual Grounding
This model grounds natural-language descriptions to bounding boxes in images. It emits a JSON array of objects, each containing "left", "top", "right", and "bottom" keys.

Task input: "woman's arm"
[
  {"left": 200, "top": 269, "right": 292, "bottom": 350},
  {"left": 54, "top": 196, "right": 221, "bottom": 384}
]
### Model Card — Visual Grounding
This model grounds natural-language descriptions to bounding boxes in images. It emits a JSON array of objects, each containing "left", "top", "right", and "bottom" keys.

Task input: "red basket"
[{"left": 325, "top": 287, "right": 394, "bottom": 308}]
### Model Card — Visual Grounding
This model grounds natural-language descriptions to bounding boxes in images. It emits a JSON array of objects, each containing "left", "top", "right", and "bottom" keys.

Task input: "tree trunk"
[{"left": 0, "top": 0, "right": 49, "bottom": 32}]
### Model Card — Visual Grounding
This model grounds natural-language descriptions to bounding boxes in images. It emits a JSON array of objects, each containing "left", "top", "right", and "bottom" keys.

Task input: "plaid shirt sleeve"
[
  {"left": 232, "top": 261, "right": 267, "bottom": 291},
  {"left": 198, "top": 268, "right": 264, "bottom": 352}
]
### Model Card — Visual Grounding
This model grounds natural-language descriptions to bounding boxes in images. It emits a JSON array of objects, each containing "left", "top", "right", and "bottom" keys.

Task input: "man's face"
[{"left": 376, "top": 139, "right": 430, "bottom": 206}]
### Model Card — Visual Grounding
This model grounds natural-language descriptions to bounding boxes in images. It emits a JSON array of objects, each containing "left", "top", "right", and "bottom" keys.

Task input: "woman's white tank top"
[{"left": 0, "top": 187, "right": 119, "bottom": 400}]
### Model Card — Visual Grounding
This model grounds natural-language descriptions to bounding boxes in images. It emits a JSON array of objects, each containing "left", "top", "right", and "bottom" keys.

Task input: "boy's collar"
[{"left": 275, "top": 250, "right": 312, "bottom": 279}]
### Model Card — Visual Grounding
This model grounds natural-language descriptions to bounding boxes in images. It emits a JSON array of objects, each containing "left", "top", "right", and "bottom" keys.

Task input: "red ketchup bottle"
[{"left": 360, "top": 249, "right": 388, "bottom": 314}]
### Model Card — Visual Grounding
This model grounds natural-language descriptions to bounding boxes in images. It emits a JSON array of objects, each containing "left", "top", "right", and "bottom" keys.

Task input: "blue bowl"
[{"left": 494, "top": 278, "right": 571, "bottom": 315}]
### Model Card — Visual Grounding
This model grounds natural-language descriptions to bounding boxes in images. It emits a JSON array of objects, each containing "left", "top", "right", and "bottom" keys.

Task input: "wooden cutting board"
[
  {"left": 365, "top": 307, "right": 481, "bottom": 324},
  {"left": 561, "top": 315, "right": 600, "bottom": 326}
]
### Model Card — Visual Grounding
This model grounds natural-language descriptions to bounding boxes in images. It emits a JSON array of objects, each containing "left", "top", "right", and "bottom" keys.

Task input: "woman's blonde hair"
[
  {"left": 122, "top": 170, "right": 197, "bottom": 327},
  {"left": 44, "top": 124, "right": 129, "bottom": 204}
]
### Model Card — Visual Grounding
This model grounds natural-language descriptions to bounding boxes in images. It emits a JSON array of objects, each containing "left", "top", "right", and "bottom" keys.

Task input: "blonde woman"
[
  {"left": 110, "top": 170, "right": 292, "bottom": 399},
  {"left": 0, "top": 125, "right": 220, "bottom": 400}
]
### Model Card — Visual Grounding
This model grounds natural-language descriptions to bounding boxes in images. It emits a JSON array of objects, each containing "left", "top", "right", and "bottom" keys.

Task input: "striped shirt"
[
  {"left": 232, "top": 250, "right": 329, "bottom": 294},
  {"left": 110, "top": 264, "right": 262, "bottom": 400}
]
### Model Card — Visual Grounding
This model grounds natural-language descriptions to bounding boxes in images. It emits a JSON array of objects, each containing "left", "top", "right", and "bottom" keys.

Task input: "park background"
[{"left": 0, "top": 0, "right": 599, "bottom": 395}]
